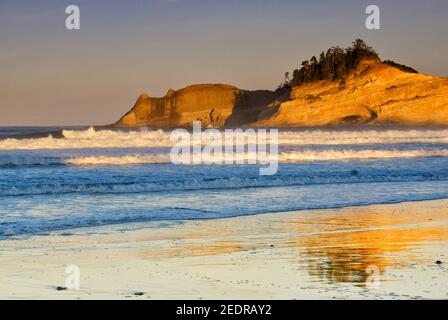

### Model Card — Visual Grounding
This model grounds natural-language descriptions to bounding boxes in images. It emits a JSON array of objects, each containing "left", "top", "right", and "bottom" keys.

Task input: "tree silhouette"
[{"left": 283, "top": 39, "right": 380, "bottom": 88}]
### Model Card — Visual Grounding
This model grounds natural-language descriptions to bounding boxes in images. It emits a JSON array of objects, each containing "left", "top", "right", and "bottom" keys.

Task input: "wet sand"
[{"left": 0, "top": 199, "right": 447, "bottom": 299}]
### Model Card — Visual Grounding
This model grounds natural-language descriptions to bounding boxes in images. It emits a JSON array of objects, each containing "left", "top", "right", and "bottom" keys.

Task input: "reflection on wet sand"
[
  {"left": 2, "top": 200, "right": 447, "bottom": 299},
  {"left": 287, "top": 207, "right": 448, "bottom": 285},
  {"left": 154, "top": 240, "right": 249, "bottom": 258},
  {"left": 139, "top": 202, "right": 448, "bottom": 289}
]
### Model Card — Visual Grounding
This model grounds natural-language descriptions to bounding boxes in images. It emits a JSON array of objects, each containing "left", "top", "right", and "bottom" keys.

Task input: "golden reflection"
[
  {"left": 286, "top": 208, "right": 448, "bottom": 285},
  {"left": 142, "top": 239, "right": 257, "bottom": 259},
  {"left": 139, "top": 203, "right": 448, "bottom": 286}
]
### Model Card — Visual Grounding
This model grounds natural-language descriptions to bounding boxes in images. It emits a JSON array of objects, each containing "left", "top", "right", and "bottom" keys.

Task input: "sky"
[{"left": 0, "top": 0, "right": 447, "bottom": 126}]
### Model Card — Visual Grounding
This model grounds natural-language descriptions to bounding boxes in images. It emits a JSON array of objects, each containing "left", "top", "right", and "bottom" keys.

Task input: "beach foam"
[
  {"left": 2, "top": 147, "right": 448, "bottom": 168},
  {"left": 2, "top": 127, "right": 448, "bottom": 150}
]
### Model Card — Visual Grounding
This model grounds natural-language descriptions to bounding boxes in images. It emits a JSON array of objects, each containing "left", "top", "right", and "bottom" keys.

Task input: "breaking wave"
[
  {"left": 2, "top": 127, "right": 448, "bottom": 150},
  {"left": 66, "top": 154, "right": 172, "bottom": 165},
  {"left": 2, "top": 148, "right": 448, "bottom": 168},
  {"left": 62, "top": 148, "right": 448, "bottom": 165},
  {"left": 1, "top": 168, "right": 447, "bottom": 197},
  {"left": 278, "top": 148, "right": 448, "bottom": 162}
]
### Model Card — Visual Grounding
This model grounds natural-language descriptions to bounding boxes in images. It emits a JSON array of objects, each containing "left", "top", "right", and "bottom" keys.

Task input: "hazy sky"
[{"left": 1, "top": 0, "right": 447, "bottom": 126}]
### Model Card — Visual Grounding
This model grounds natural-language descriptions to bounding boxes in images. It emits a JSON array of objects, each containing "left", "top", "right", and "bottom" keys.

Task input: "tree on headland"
[
  {"left": 282, "top": 39, "right": 380, "bottom": 88},
  {"left": 280, "top": 39, "right": 418, "bottom": 89}
]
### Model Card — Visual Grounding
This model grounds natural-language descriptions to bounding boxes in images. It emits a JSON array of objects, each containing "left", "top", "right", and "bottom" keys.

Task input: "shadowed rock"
[{"left": 114, "top": 84, "right": 288, "bottom": 128}]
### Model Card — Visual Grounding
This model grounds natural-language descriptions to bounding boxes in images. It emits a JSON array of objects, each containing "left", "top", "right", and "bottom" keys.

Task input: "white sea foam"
[
  {"left": 66, "top": 154, "right": 172, "bottom": 165},
  {"left": 68, "top": 149, "right": 448, "bottom": 165},
  {"left": 278, "top": 148, "right": 448, "bottom": 161},
  {"left": 2, "top": 148, "right": 448, "bottom": 167},
  {"left": 2, "top": 127, "right": 448, "bottom": 150},
  {"left": 276, "top": 129, "right": 448, "bottom": 146},
  {"left": 0, "top": 127, "right": 173, "bottom": 150}
]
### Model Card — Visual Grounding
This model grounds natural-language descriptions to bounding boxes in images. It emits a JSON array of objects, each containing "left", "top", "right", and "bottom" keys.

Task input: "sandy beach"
[{"left": 0, "top": 199, "right": 447, "bottom": 300}]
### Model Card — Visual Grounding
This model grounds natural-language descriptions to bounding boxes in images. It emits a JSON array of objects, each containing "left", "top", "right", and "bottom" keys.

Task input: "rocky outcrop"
[
  {"left": 255, "top": 59, "right": 448, "bottom": 127},
  {"left": 114, "top": 84, "right": 289, "bottom": 128},
  {"left": 114, "top": 60, "right": 448, "bottom": 128}
]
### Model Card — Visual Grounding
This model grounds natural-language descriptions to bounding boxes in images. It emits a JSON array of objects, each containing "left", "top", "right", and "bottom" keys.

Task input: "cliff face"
[
  {"left": 114, "top": 84, "right": 289, "bottom": 128},
  {"left": 115, "top": 84, "right": 235, "bottom": 127},
  {"left": 255, "top": 59, "right": 448, "bottom": 127},
  {"left": 114, "top": 59, "right": 448, "bottom": 128}
]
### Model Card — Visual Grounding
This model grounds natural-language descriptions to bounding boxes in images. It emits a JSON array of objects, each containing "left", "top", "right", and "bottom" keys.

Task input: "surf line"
[{"left": 169, "top": 121, "right": 278, "bottom": 175}]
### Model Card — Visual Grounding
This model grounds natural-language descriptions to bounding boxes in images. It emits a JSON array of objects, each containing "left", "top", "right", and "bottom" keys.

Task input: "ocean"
[{"left": 2, "top": 126, "right": 448, "bottom": 237}]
